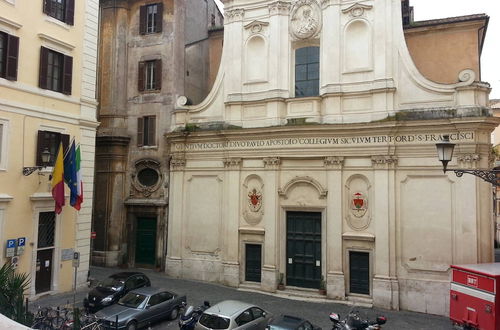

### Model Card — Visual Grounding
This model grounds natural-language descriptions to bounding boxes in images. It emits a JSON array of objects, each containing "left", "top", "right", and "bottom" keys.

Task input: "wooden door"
[
  {"left": 245, "top": 244, "right": 262, "bottom": 282},
  {"left": 349, "top": 251, "right": 370, "bottom": 295},
  {"left": 286, "top": 211, "right": 322, "bottom": 288},
  {"left": 135, "top": 217, "right": 157, "bottom": 266}
]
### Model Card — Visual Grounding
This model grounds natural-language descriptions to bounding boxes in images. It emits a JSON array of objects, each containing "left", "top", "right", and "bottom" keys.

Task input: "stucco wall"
[{"left": 404, "top": 21, "right": 484, "bottom": 84}]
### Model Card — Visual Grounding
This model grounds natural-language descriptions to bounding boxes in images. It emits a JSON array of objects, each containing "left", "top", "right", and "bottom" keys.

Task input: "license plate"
[{"left": 89, "top": 303, "right": 95, "bottom": 307}]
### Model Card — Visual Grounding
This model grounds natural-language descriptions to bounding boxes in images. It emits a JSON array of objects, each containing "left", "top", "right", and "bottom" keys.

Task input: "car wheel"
[
  {"left": 126, "top": 321, "right": 137, "bottom": 330},
  {"left": 170, "top": 307, "right": 180, "bottom": 320}
]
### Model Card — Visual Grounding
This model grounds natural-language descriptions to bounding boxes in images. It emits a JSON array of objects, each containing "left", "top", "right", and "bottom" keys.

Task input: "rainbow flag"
[{"left": 51, "top": 142, "right": 65, "bottom": 214}]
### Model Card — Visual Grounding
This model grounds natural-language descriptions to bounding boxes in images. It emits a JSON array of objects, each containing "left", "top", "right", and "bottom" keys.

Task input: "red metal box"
[{"left": 450, "top": 263, "right": 500, "bottom": 330}]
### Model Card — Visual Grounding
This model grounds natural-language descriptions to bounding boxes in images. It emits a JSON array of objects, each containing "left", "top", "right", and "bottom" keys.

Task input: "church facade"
[{"left": 165, "top": 0, "right": 497, "bottom": 315}]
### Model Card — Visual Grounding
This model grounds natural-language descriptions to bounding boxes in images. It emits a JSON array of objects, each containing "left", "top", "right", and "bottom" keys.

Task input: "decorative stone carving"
[
  {"left": 130, "top": 159, "right": 163, "bottom": 198},
  {"left": 350, "top": 192, "right": 368, "bottom": 218},
  {"left": 170, "top": 154, "right": 186, "bottom": 170},
  {"left": 345, "top": 175, "right": 371, "bottom": 231},
  {"left": 278, "top": 176, "right": 327, "bottom": 199},
  {"left": 290, "top": 0, "right": 321, "bottom": 40},
  {"left": 263, "top": 157, "right": 281, "bottom": 168},
  {"left": 458, "top": 69, "right": 476, "bottom": 85},
  {"left": 225, "top": 9, "right": 244, "bottom": 23},
  {"left": 243, "top": 175, "right": 264, "bottom": 225},
  {"left": 324, "top": 156, "right": 344, "bottom": 169},
  {"left": 268, "top": 1, "right": 291, "bottom": 16},
  {"left": 244, "top": 20, "right": 269, "bottom": 34},
  {"left": 371, "top": 155, "right": 398, "bottom": 169},
  {"left": 341, "top": 3, "right": 373, "bottom": 18},
  {"left": 457, "top": 153, "right": 481, "bottom": 168},
  {"left": 457, "top": 154, "right": 480, "bottom": 163},
  {"left": 223, "top": 157, "right": 242, "bottom": 169}
]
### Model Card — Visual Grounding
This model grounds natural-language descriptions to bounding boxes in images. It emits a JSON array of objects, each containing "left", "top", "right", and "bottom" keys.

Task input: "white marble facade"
[{"left": 165, "top": 0, "right": 498, "bottom": 316}]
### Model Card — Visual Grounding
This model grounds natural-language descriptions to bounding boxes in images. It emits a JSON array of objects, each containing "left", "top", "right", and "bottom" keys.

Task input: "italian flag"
[
  {"left": 74, "top": 144, "right": 83, "bottom": 210},
  {"left": 51, "top": 142, "right": 65, "bottom": 214}
]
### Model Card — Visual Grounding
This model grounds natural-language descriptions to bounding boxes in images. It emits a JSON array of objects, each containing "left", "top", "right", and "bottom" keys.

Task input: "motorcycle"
[
  {"left": 329, "top": 307, "right": 386, "bottom": 330},
  {"left": 179, "top": 301, "right": 211, "bottom": 330}
]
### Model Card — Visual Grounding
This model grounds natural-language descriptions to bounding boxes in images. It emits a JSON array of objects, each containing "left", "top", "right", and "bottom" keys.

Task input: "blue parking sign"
[
  {"left": 17, "top": 238, "right": 26, "bottom": 247},
  {"left": 7, "top": 239, "right": 16, "bottom": 248}
]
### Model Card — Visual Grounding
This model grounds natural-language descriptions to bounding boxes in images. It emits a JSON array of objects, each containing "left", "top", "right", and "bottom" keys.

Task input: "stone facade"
[
  {"left": 165, "top": 0, "right": 498, "bottom": 316},
  {"left": 93, "top": 0, "right": 223, "bottom": 268}
]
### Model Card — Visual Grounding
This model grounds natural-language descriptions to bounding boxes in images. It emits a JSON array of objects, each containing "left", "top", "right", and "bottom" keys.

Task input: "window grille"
[{"left": 38, "top": 212, "right": 56, "bottom": 248}]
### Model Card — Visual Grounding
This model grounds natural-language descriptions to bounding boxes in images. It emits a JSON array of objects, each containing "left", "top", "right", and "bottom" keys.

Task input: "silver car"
[
  {"left": 95, "top": 286, "right": 186, "bottom": 329},
  {"left": 195, "top": 300, "right": 272, "bottom": 330}
]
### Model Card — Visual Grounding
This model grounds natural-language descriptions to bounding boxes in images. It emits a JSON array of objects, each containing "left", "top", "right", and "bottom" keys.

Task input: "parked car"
[
  {"left": 96, "top": 287, "right": 186, "bottom": 330},
  {"left": 196, "top": 300, "right": 272, "bottom": 330},
  {"left": 84, "top": 272, "right": 151, "bottom": 312},
  {"left": 266, "top": 315, "right": 321, "bottom": 330}
]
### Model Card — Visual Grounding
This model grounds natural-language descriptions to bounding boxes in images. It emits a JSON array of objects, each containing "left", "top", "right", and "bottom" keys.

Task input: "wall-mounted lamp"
[
  {"left": 436, "top": 135, "right": 500, "bottom": 186},
  {"left": 23, "top": 148, "right": 51, "bottom": 176}
]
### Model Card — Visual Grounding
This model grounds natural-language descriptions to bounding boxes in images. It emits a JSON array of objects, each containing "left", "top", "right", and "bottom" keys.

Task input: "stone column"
[
  {"left": 324, "top": 157, "right": 346, "bottom": 300},
  {"left": 222, "top": 158, "right": 242, "bottom": 287},
  {"left": 371, "top": 155, "right": 399, "bottom": 310},
  {"left": 261, "top": 156, "right": 281, "bottom": 292},
  {"left": 92, "top": 0, "right": 130, "bottom": 267},
  {"left": 165, "top": 155, "right": 186, "bottom": 278}
]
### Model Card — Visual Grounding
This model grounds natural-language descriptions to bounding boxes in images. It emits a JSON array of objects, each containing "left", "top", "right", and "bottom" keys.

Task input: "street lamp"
[
  {"left": 436, "top": 135, "right": 500, "bottom": 186},
  {"left": 22, "top": 148, "right": 51, "bottom": 176}
]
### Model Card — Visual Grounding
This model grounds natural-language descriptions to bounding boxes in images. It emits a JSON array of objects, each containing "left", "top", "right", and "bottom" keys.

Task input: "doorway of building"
[
  {"left": 286, "top": 211, "right": 321, "bottom": 289},
  {"left": 35, "top": 212, "right": 55, "bottom": 294},
  {"left": 349, "top": 251, "right": 370, "bottom": 295},
  {"left": 245, "top": 244, "right": 262, "bottom": 282},
  {"left": 135, "top": 217, "right": 157, "bottom": 266}
]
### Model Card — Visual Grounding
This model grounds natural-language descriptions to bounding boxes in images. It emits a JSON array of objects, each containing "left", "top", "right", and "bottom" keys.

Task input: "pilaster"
[
  {"left": 324, "top": 156, "right": 346, "bottom": 299},
  {"left": 222, "top": 158, "right": 242, "bottom": 287},
  {"left": 165, "top": 154, "right": 186, "bottom": 278},
  {"left": 371, "top": 155, "right": 399, "bottom": 310},
  {"left": 261, "top": 156, "right": 281, "bottom": 292}
]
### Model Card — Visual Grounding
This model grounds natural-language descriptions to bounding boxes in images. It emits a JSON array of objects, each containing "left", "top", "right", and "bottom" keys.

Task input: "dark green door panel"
[
  {"left": 286, "top": 211, "right": 321, "bottom": 289},
  {"left": 245, "top": 244, "right": 262, "bottom": 282},
  {"left": 349, "top": 251, "right": 370, "bottom": 295},
  {"left": 135, "top": 217, "right": 157, "bottom": 266}
]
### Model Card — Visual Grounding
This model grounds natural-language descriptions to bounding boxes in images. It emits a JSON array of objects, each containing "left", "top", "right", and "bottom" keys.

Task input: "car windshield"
[
  {"left": 199, "top": 313, "right": 230, "bottom": 329},
  {"left": 98, "top": 277, "right": 124, "bottom": 291},
  {"left": 118, "top": 292, "right": 147, "bottom": 308}
]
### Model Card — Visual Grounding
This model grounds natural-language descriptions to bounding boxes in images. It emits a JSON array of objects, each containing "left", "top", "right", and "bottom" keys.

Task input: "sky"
[{"left": 214, "top": 0, "right": 499, "bottom": 99}]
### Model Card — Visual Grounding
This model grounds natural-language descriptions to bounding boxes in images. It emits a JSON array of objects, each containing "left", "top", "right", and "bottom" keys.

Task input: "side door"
[
  {"left": 155, "top": 291, "right": 174, "bottom": 321},
  {"left": 234, "top": 308, "right": 256, "bottom": 330}
]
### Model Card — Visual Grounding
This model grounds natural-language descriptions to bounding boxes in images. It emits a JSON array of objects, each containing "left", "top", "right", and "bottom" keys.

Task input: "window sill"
[
  {"left": 140, "top": 89, "right": 161, "bottom": 94},
  {"left": 44, "top": 16, "right": 70, "bottom": 30},
  {"left": 138, "top": 146, "right": 158, "bottom": 150}
]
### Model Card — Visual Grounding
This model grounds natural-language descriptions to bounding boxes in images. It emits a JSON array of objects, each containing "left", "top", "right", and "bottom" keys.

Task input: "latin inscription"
[{"left": 173, "top": 132, "right": 474, "bottom": 152}]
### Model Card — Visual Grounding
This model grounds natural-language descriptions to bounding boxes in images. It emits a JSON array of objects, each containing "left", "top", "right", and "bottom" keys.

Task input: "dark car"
[
  {"left": 266, "top": 315, "right": 321, "bottom": 330},
  {"left": 84, "top": 272, "right": 151, "bottom": 312},
  {"left": 96, "top": 287, "right": 186, "bottom": 330}
]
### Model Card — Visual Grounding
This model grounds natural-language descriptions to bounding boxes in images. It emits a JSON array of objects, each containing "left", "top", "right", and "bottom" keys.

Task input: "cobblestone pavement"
[{"left": 31, "top": 266, "right": 453, "bottom": 330}]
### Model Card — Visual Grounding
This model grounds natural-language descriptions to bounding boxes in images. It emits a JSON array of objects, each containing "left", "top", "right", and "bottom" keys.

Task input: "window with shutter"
[
  {"left": 140, "top": 4, "right": 162, "bottom": 35},
  {"left": 139, "top": 60, "right": 161, "bottom": 92},
  {"left": 137, "top": 117, "right": 144, "bottom": 147},
  {"left": 137, "top": 116, "right": 156, "bottom": 146},
  {"left": 36, "top": 130, "right": 70, "bottom": 166},
  {"left": 44, "top": 0, "right": 73, "bottom": 24},
  {"left": 0, "top": 32, "right": 19, "bottom": 81},
  {"left": 39, "top": 47, "right": 72, "bottom": 94}
]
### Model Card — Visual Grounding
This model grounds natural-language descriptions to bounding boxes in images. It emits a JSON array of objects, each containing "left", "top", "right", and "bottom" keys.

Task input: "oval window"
[{"left": 137, "top": 168, "right": 159, "bottom": 187}]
